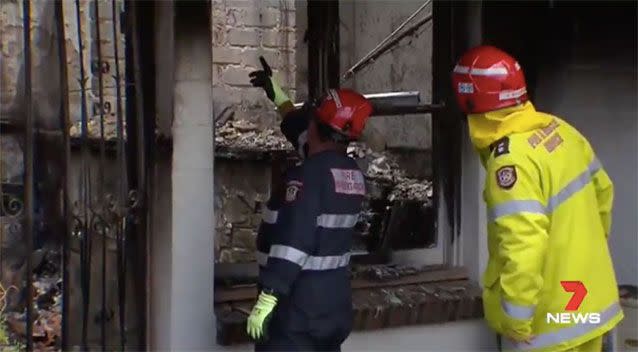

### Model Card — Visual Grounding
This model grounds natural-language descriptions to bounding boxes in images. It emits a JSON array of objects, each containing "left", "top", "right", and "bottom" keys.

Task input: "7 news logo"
[{"left": 546, "top": 281, "right": 601, "bottom": 324}]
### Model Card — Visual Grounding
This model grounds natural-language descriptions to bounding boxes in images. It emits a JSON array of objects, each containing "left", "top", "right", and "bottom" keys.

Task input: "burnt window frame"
[{"left": 304, "top": 0, "right": 462, "bottom": 264}]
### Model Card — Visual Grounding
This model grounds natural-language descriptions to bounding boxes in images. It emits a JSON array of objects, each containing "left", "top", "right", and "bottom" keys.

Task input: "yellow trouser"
[
  {"left": 497, "top": 335, "right": 604, "bottom": 352},
  {"left": 566, "top": 336, "right": 603, "bottom": 352}
]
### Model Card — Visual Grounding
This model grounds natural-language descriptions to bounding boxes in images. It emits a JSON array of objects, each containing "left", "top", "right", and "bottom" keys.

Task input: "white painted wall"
[
  {"left": 150, "top": 3, "right": 216, "bottom": 350},
  {"left": 339, "top": 0, "right": 433, "bottom": 149},
  {"left": 534, "top": 35, "right": 638, "bottom": 287},
  {"left": 169, "top": 10, "right": 216, "bottom": 349}
]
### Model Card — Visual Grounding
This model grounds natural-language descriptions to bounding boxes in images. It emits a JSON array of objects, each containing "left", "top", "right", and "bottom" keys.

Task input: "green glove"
[
  {"left": 246, "top": 291, "right": 278, "bottom": 340},
  {"left": 248, "top": 56, "right": 291, "bottom": 107}
]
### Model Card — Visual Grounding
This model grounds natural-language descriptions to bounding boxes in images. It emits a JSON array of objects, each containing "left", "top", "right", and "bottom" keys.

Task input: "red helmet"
[
  {"left": 314, "top": 89, "right": 373, "bottom": 140},
  {"left": 452, "top": 45, "right": 528, "bottom": 114}
]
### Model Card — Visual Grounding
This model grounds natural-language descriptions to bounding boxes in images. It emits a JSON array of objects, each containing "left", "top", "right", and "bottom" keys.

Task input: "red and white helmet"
[
  {"left": 314, "top": 89, "right": 373, "bottom": 140},
  {"left": 452, "top": 45, "right": 528, "bottom": 114}
]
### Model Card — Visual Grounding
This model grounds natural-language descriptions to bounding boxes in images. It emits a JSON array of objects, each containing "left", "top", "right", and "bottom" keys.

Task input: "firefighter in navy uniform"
[
  {"left": 244, "top": 85, "right": 373, "bottom": 350},
  {"left": 248, "top": 57, "right": 312, "bottom": 281}
]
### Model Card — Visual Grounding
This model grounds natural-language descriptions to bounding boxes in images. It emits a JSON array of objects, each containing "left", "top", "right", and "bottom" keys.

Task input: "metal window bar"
[
  {"left": 54, "top": 0, "right": 72, "bottom": 349},
  {"left": 111, "top": 0, "right": 129, "bottom": 349},
  {"left": 0, "top": 1, "right": 143, "bottom": 349},
  {"left": 73, "top": 2, "right": 93, "bottom": 349}
]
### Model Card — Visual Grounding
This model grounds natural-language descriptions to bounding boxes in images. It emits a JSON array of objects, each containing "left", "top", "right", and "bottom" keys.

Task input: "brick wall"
[
  {"left": 212, "top": 0, "right": 297, "bottom": 127},
  {"left": 212, "top": 0, "right": 298, "bottom": 264},
  {"left": 214, "top": 158, "right": 272, "bottom": 263}
]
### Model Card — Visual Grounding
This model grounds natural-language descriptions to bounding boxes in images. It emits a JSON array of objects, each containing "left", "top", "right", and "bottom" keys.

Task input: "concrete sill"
[{"left": 214, "top": 267, "right": 483, "bottom": 346}]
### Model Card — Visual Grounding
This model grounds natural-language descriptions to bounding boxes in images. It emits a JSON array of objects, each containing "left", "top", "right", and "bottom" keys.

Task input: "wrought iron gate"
[{"left": 0, "top": 0, "right": 149, "bottom": 350}]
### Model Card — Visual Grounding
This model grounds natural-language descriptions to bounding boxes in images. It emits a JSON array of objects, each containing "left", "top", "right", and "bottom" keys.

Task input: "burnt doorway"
[{"left": 0, "top": 0, "right": 153, "bottom": 350}]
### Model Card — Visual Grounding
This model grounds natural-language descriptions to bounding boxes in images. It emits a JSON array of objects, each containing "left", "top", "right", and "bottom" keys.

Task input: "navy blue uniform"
[
  {"left": 256, "top": 165, "right": 302, "bottom": 272},
  {"left": 256, "top": 150, "right": 366, "bottom": 352},
  {"left": 256, "top": 109, "right": 310, "bottom": 273}
]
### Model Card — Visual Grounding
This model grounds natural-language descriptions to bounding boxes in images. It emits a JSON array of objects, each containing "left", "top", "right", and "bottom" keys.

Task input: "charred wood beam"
[
  {"left": 307, "top": 0, "right": 340, "bottom": 98},
  {"left": 54, "top": 0, "right": 72, "bottom": 347},
  {"left": 21, "top": 0, "right": 36, "bottom": 349},
  {"left": 432, "top": 0, "right": 464, "bottom": 260}
]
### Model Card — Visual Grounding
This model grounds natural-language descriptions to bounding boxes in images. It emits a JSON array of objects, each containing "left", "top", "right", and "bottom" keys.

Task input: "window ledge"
[{"left": 215, "top": 267, "right": 483, "bottom": 346}]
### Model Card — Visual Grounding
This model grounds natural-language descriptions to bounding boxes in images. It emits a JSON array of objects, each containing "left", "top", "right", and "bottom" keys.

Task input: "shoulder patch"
[
  {"left": 496, "top": 165, "right": 517, "bottom": 189},
  {"left": 492, "top": 137, "right": 510, "bottom": 158},
  {"left": 330, "top": 168, "right": 365, "bottom": 195},
  {"left": 285, "top": 180, "right": 303, "bottom": 202}
]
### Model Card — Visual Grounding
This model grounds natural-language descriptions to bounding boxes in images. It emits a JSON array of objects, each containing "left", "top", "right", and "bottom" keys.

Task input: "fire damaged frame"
[{"left": 214, "top": 1, "right": 483, "bottom": 345}]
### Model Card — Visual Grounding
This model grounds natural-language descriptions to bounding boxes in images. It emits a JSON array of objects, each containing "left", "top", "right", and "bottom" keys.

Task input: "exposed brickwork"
[
  {"left": 214, "top": 157, "right": 271, "bottom": 263},
  {"left": 212, "top": 0, "right": 298, "bottom": 264},
  {"left": 212, "top": 0, "right": 297, "bottom": 129},
  {"left": 215, "top": 279, "right": 484, "bottom": 345}
]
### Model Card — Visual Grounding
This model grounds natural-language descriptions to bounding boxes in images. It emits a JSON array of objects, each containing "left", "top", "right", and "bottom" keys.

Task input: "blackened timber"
[
  {"left": 74, "top": 0, "right": 92, "bottom": 346},
  {"left": 21, "top": 0, "right": 35, "bottom": 349},
  {"left": 54, "top": 0, "right": 72, "bottom": 348},
  {"left": 93, "top": 1, "right": 108, "bottom": 348},
  {"left": 431, "top": 0, "right": 463, "bottom": 258},
  {"left": 111, "top": 0, "right": 128, "bottom": 348},
  {"left": 307, "top": 0, "right": 340, "bottom": 98},
  {"left": 125, "top": 0, "right": 155, "bottom": 347}
]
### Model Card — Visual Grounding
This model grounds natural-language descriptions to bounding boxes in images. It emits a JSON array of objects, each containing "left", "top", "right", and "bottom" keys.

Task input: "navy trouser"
[
  {"left": 255, "top": 316, "right": 346, "bottom": 352},
  {"left": 255, "top": 331, "right": 342, "bottom": 352}
]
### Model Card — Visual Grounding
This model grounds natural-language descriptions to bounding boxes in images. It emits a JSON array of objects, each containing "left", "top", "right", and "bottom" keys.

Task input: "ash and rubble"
[
  {"left": 348, "top": 142, "right": 433, "bottom": 204},
  {"left": 3, "top": 247, "right": 62, "bottom": 351},
  {"left": 215, "top": 120, "right": 291, "bottom": 151},
  {"left": 350, "top": 264, "right": 420, "bottom": 282}
]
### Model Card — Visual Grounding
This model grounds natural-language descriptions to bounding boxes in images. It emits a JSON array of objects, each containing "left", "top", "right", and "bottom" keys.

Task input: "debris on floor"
[
  {"left": 348, "top": 143, "right": 407, "bottom": 182},
  {"left": 215, "top": 120, "right": 291, "bottom": 151},
  {"left": 2, "top": 247, "right": 62, "bottom": 351}
]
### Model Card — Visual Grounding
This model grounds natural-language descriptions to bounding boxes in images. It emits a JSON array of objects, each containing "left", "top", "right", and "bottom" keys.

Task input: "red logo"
[{"left": 561, "top": 281, "right": 588, "bottom": 311}]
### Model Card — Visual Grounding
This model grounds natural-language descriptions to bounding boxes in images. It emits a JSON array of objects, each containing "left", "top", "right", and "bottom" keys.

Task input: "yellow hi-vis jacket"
[{"left": 477, "top": 105, "right": 623, "bottom": 352}]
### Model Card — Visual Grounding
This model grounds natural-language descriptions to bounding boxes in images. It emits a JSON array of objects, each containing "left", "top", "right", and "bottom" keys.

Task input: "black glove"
[{"left": 249, "top": 56, "right": 275, "bottom": 102}]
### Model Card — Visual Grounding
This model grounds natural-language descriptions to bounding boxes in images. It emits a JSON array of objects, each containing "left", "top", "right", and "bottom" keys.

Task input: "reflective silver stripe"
[
  {"left": 268, "top": 245, "right": 350, "bottom": 271},
  {"left": 501, "top": 299, "right": 535, "bottom": 320},
  {"left": 502, "top": 302, "right": 622, "bottom": 351},
  {"left": 261, "top": 205, "right": 278, "bottom": 224},
  {"left": 488, "top": 200, "right": 546, "bottom": 222},
  {"left": 302, "top": 252, "right": 350, "bottom": 270},
  {"left": 499, "top": 88, "right": 527, "bottom": 101},
  {"left": 269, "top": 245, "right": 308, "bottom": 266},
  {"left": 256, "top": 251, "right": 268, "bottom": 267},
  {"left": 489, "top": 158, "right": 602, "bottom": 222},
  {"left": 316, "top": 214, "right": 359, "bottom": 228},
  {"left": 297, "top": 131, "right": 308, "bottom": 157},
  {"left": 453, "top": 64, "right": 509, "bottom": 76},
  {"left": 547, "top": 158, "right": 601, "bottom": 211},
  {"left": 329, "top": 89, "right": 342, "bottom": 108}
]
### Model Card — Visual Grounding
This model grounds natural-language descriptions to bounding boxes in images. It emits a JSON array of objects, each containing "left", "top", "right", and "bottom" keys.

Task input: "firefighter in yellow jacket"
[{"left": 452, "top": 46, "right": 623, "bottom": 352}]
